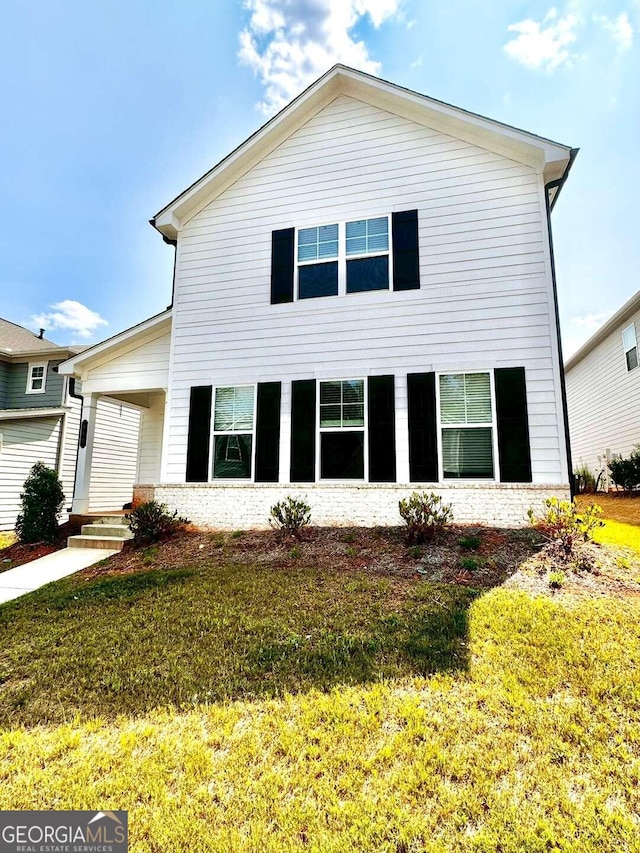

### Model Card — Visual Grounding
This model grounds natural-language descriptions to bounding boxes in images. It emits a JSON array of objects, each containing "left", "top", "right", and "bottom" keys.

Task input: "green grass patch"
[
  {"left": 594, "top": 518, "right": 640, "bottom": 553},
  {"left": 0, "top": 562, "right": 474, "bottom": 727},
  {"left": 1, "top": 583, "right": 638, "bottom": 852}
]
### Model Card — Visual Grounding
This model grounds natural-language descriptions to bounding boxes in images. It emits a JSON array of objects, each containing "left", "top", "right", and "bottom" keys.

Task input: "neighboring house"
[
  {"left": 59, "top": 65, "right": 577, "bottom": 527},
  {"left": 565, "top": 290, "right": 640, "bottom": 484},
  {"left": 0, "top": 317, "right": 141, "bottom": 530}
]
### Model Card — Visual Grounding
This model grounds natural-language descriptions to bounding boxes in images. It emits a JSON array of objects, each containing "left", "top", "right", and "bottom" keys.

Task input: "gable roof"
[
  {"left": 151, "top": 64, "right": 576, "bottom": 241},
  {"left": 565, "top": 290, "right": 640, "bottom": 372},
  {"left": 0, "top": 317, "right": 68, "bottom": 357},
  {"left": 58, "top": 309, "right": 172, "bottom": 376}
]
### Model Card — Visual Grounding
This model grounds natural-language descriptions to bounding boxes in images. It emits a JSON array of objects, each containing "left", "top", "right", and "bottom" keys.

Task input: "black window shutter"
[
  {"left": 271, "top": 228, "right": 295, "bottom": 304},
  {"left": 368, "top": 375, "right": 396, "bottom": 482},
  {"left": 392, "top": 210, "right": 420, "bottom": 291},
  {"left": 186, "top": 386, "right": 212, "bottom": 482},
  {"left": 407, "top": 372, "right": 438, "bottom": 481},
  {"left": 495, "top": 367, "right": 532, "bottom": 483},
  {"left": 290, "top": 379, "right": 316, "bottom": 482},
  {"left": 255, "top": 382, "right": 281, "bottom": 482}
]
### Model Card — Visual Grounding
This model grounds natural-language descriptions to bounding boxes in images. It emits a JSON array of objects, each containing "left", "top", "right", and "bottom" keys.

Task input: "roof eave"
[
  {"left": 58, "top": 309, "right": 172, "bottom": 376},
  {"left": 151, "top": 64, "right": 575, "bottom": 241},
  {"left": 565, "top": 289, "right": 640, "bottom": 372}
]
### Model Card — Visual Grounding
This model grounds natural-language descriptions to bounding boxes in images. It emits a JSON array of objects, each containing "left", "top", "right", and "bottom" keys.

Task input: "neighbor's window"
[
  {"left": 212, "top": 385, "right": 255, "bottom": 479},
  {"left": 297, "top": 224, "right": 339, "bottom": 299},
  {"left": 319, "top": 379, "right": 365, "bottom": 479},
  {"left": 622, "top": 323, "right": 638, "bottom": 372},
  {"left": 26, "top": 362, "right": 47, "bottom": 394},
  {"left": 346, "top": 216, "right": 390, "bottom": 293},
  {"left": 439, "top": 372, "right": 494, "bottom": 479}
]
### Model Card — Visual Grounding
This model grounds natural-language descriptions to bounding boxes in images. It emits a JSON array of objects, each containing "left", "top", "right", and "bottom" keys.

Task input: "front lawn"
[{"left": 1, "top": 528, "right": 639, "bottom": 851}]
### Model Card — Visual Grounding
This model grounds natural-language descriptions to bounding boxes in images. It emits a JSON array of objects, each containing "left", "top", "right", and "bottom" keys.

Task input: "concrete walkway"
[{"left": 0, "top": 547, "right": 119, "bottom": 605}]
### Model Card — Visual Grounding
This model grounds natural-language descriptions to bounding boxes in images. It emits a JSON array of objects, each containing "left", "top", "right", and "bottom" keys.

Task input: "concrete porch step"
[
  {"left": 68, "top": 535, "right": 128, "bottom": 551},
  {"left": 81, "top": 524, "right": 133, "bottom": 539}
]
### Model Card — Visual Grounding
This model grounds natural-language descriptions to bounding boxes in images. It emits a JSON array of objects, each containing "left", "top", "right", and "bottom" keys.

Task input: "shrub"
[
  {"left": 127, "top": 501, "right": 189, "bottom": 547},
  {"left": 398, "top": 491, "right": 453, "bottom": 544},
  {"left": 269, "top": 496, "right": 311, "bottom": 536},
  {"left": 574, "top": 463, "right": 596, "bottom": 494},
  {"left": 15, "top": 462, "right": 65, "bottom": 544},
  {"left": 609, "top": 446, "right": 640, "bottom": 492},
  {"left": 460, "top": 556, "right": 479, "bottom": 571},
  {"left": 458, "top": 534, "right": 481, "bottom": 551},
  {"left": 527, "top": 497, "right": 604, "bottom": 558}
]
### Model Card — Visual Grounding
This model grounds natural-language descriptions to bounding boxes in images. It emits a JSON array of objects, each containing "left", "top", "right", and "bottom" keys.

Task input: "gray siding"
[
  {"left": 6, "top": 360, "right": 66, "bottom": 409},
  {"left": 0, "top": 361, "right": 8, "bottom": 408}
]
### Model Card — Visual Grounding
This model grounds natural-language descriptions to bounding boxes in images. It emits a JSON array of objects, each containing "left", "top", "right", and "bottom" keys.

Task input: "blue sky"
[{"left": 0, "top": 0, "right": 638, "bottom": 356}]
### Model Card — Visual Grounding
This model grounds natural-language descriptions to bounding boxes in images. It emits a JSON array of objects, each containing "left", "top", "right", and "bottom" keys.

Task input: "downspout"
[
  {"left": 67, "top": 377, "right": 84, "bottom": 512},
  {"left": 544, "top": 147, "right": 579, "bottom": 498},
  {"left": 149, "top": 218, "right": 178, "bottom": 309}
]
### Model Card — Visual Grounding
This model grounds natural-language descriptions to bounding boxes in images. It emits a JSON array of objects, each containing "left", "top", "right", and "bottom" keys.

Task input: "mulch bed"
[
  {"left": 0, "top": 521, "right": 80, "bottom": 572},
  {"left": 81, "top": 524, "right": 543, "bottom": 589}
]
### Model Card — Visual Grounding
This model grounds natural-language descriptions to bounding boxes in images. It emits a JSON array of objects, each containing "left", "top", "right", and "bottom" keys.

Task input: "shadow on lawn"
[{"left": 0, "top": 525, "right": 537, "bottom": 727}]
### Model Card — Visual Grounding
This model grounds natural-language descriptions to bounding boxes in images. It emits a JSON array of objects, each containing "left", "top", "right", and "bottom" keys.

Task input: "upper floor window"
[
  {"left": 297, "top": 224, "right": 339, "bottom": 299},
  {"left": 26, "top": 362, "right": 47, "bottom": 394},
  {"left": 346, "top": 216, "right": 390, "bottom": 293},
  {"left": 439, "top": 372, "right": 495, "bottom": 479},
  {"left": 212, "top": 385, "right": 255, "bottom": 479},
  {"left": 622, "top": 323, "right": 638, "bottom": 372}
]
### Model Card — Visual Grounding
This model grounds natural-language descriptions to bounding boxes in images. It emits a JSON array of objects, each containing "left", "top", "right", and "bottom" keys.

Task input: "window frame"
[
  {"left": 210, "top": 383, "right": 257, "bottom": 481},
  {"left": 25, "top": 361, "right": 48, "bottom": 395},
  {"left": 435, "top": 370, "right": 500, "bottom": 482},
  {"left": 316, "top": 377, "right": 368, "bottom": 482},
  {"left": 294, "top": 214, "right": 393, "bottom": 301},
  {"left": 622, "top": 323, "right": 638, "bottom": 372}
]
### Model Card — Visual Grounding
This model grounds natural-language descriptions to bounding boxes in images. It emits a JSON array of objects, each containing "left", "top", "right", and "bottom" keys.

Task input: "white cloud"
[
  {"left": 595, "top": 12, "right": 633, "bottom": 50},
  {"left": 504, "top": 7, "right": 580, "bottom": 71},
  {"left": 238, "top": 0, "right": 402, "bottom": 114},
  {"left": 562, "top": 312, "right": 609, "bottom": 357},
  {"left": 30, "top": 300, "right": 108, "bottom": 341}
]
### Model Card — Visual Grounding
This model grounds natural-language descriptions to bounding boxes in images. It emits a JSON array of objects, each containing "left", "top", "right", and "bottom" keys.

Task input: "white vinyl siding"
[
  {"left": 80, "top": 327, "right": 171, "bottom": 395},
  {"left": 566, "top": 305, "right": 640, "bottom": 478},
  {"left": 88, "top": 398, "right": 141, "bottom": 511},
  {"left": 0, "top": 417, "right": 62, "bottom": 530},
  {"left": 137, "top": 394, "right": 165, "bottom": 484},
  {"left": 165, "top": 94, "right": 564, "bottom": 485}
]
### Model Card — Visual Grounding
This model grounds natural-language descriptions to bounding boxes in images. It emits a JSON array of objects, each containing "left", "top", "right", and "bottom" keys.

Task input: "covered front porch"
[{"left": 58, "top": 310, "right": 171, "bottom": 515}]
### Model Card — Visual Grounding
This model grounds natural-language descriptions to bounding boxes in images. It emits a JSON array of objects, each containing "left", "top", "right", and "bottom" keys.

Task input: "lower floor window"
[
  {"left": 439, "top": 372, "right": 495, "bottom": 479},
  {"left": 319, "top": 379, "right": 365, "bottom": 479},
  {"left": 212, "top": 385, "right": 255, "bottom": 479}
]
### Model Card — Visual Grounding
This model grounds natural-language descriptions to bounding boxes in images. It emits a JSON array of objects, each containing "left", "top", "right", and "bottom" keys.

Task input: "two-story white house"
[
  {"left": 59, "top": 65, "right": 577, "bottom": 527},
  {"left": 565, "top": 290, "right": 640, "bottom": 483}
]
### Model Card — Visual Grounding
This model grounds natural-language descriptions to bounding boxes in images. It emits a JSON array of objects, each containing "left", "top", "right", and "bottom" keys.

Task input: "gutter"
[{"left": 544, "top": 147, "right": 579, "bottom": 498}]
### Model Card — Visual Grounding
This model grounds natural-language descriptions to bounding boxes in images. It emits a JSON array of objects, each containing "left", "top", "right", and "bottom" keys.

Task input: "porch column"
[{"left": 72, "top": 392, "right": 100, "bottom": 514}]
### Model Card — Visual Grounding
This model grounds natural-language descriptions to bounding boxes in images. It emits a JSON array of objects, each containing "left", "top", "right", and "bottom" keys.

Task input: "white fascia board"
[
  {"left": 0, "top": 407, "right": 65, "bottom": 421},
  {"left": 152, "top": 65, "right": 574, "bottom": 237},
  {"left": 565, "top": 290, "right": 640, "bottom": 372},
  {"left": 58, "top": 310, "right": 172, "bottom": 377}
]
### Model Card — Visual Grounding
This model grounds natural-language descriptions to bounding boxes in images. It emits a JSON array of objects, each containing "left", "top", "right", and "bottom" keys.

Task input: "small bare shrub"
[
  {"left": 127, "top": 501, "right": 189, "bottom": 547},
  {"left": 399, "top": 491, "right": 453, "bottom": 544},
  {"left": 269, "top": 496, "right": 311, "bottom": 537},
  {"left": 527, "top": 497, "right": 604, "bottom": 560}
]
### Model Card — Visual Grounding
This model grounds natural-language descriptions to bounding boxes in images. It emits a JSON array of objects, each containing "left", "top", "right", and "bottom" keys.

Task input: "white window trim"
[
  {"left": 295, "top": 215, "right": 393, "bottom": 301},
  {"left": 316, "top": 377, "right": 368, "bottom": 482},
  {"left": 622, "top": 322, "right": 638, "bottom": 372},
  {"left": 435, "top": 370, "right": 500, "bottom": 483},
  {"left": 25, "top": 361, "right": 48, "bottom": 395},
  {"left": 210, "top": 384, "right": 257, "bottom": 482}
]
